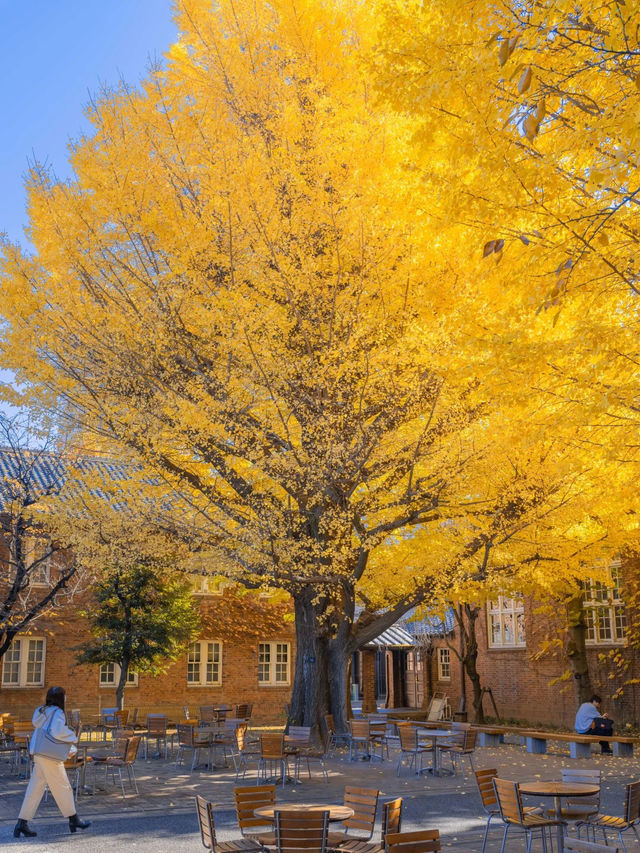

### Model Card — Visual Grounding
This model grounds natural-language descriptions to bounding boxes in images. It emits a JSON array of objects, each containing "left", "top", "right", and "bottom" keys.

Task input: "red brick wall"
[
  {"left": 428, "top": 594, "right": 640, "bottom": 728},
  {"left": 0, "top": 589, "right": 296, "bottom": 724}
]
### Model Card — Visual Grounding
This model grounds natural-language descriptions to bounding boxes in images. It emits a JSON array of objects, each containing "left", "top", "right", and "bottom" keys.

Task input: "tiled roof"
[
  {"left": 363, "top": 624, "right": 415, "bottom": 648},
  {"left": 0, "top": 447, "right": 143, "bottom": 511},
  {"left": 402, "top": 608, "right": 456, "bottom": 637}
]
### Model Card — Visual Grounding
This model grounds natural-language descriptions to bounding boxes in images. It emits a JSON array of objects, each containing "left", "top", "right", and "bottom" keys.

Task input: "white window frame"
[
  {"left": 258, "top": 641, "right": 290, "bottom": 686},
  {"left": 437, "top": 647, "right": 451, "bottom": 681},
  {"left": 1, "top": 637, "right": 46, "bottom": 687},
  {"left": 583, "top": 562, "right": 626, "bottom": 645},
  {"left": 187, "top": 640, "right": 222, "bottom": 686},
  {"left": 487, "top": 596, "right": 526, "bottom": 648},
  {"left": 99, "top": 663, "right": 139, "bottom": 687},
  {"left": 24, "top": 537, "right": 51, "bottom": 587}
]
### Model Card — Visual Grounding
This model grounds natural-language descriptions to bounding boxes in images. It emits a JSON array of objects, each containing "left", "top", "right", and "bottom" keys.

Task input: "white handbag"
[{"left": 31, "top": 710, "right": 72, "bottom": 761}]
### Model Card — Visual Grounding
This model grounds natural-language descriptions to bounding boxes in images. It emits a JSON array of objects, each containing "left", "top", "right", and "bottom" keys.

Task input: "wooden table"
[
  {"left": 519, "top": 780, "right": 600, "bottom": 853},
  {"left": 414, "top": 728, "right": 454, "bottom": 776},
  {"left": 254, "top": 804, "right": 354, "bottom": 823}
]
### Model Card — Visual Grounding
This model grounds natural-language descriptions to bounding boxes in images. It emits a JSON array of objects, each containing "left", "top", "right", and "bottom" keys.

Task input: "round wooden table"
[
  {"left": 519, "top": 781, "right": 600, "bottom": 853},
  {"left": 254, "top": 804, "right": 354, "bottom": 822}
]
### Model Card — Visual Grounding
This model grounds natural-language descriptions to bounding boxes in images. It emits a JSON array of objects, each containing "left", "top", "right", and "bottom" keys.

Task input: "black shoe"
[
  {"left": 602, "top": 746, "right": 613, "bottom": 754},
  {"left": 69, "top": 814, "right": 91, "bottom": 833},
  {"left": 14, "top": 819, "right": 37, "bottom": 837}
]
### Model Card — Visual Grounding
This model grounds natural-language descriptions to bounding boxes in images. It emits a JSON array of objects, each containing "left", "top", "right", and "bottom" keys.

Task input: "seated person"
[{"left": 575, "top": 694, "right": 614, "bottom": 754}]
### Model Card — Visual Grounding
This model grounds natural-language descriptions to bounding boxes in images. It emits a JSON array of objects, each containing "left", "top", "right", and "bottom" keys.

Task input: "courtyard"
[{"left": 1, "top": 734, "right": 636, "bottom": 851}]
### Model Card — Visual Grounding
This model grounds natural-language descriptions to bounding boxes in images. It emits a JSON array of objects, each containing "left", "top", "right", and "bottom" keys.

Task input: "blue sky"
[
  {"left": 0, "top": 2, "right": 177, "bottom": 415},
  {"left": 0, "top": 0, "right": 178, "bottom": 245}
]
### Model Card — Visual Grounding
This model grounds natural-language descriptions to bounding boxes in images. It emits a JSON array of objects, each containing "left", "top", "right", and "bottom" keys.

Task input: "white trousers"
[{"left": 18, "top": 754, "right": 75, "bottom": 820}]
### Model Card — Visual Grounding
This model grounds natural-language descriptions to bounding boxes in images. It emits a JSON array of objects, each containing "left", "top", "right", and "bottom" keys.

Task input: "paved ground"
[{"left": 0, "top": 734, "right": 637, "bottom": 851}]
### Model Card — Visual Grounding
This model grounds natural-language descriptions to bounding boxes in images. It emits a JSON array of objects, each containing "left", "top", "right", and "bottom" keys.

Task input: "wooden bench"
[
  {"left": 518, "top": 729, "right": 637, "bottom": 759},
  {"left": 470, "top": 725, "right": 511, "bottom": 747}
]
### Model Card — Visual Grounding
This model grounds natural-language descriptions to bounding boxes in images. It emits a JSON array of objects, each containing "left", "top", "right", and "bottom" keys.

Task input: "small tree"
[{"left": 77, "top": 559, "right": 200, "bottom": 709}]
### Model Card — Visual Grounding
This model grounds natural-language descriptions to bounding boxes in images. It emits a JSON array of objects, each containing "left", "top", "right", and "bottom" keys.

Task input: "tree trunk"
[
  {"left": 462, "top": 606, "right": 484, "bottom": 722},
  {"left": 328, "top": 638, "right": 349, "bottom": 735},
  {"left": 115, "top": 658, "right": 129, "bottom": 711},
  {"left": 289, "top": 590, "right": 330, "bottom": 737},
  {"left": 566, "top": 592, "right": 593, "bottom": 703}
]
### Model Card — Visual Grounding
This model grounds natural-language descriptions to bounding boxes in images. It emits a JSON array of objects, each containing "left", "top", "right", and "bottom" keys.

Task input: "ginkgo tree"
[
  {"left": 0, "top": 0, "right": 617, "bottom": 731},
  {"left": 371, "top": 0, "right": 640, "bottom": 523}
]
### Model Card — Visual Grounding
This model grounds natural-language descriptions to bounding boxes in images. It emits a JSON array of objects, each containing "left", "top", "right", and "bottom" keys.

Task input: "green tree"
[{"left": 77, "top": 560, "right": 200, "bottom": 710}]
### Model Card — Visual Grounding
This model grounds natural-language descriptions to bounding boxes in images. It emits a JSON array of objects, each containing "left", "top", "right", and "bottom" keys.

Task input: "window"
[
  {"left": 258, "top": 642, "right": 290, "bottom": 686},
  {"left": 99, "top": 663, "right": 138, "bottom": 687},
  {"left": 487, "top": 597, "right": 526, "bottom": 647},
  {"left": 24, "top": 538, "right": 51, "bottom": 586},
  {"left": 187, "top": 641, "right": 222, "bottom": 685},
  {"left": 582, "top": 562, "right": 626, "bottom": 645},
  {"left": 437, "top": 648, "right": 451, "bottom": 681},
  {"left": 2, "top": 637, "right": 45, "bottom": 687}
]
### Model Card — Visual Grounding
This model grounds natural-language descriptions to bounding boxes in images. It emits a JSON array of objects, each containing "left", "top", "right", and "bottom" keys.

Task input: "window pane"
[
  {"left": 206, "top": 642, "right": 220, "bottom": 683},
  {"left": 490, "top": 615, "right": 501, "bottom": 645},
  {"left": 100, "top": 662, "right": 115, "bottom": 685},
  {"left": 597, "top": 608, "right": 612, "bottom": 641},
  {"left": 187, "top": 642, "right": 201, "bottom": 683},
  {"left": 275, "top": 643, "right": 288, "bottom": 682},
  {"left": 25, "top": 640, "right": 44, "bottom": 684},
  {"left": 2, "top": 639, "right": 20, "bottom": 684},
  {"left": 258, "top": 643, "right": 271, "bottom": 682},
  {"left": 503, "top": 613, "right": 514, "bottom": 645}
]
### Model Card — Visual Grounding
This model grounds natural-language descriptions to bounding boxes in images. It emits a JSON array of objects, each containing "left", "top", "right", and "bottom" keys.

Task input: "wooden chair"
[
  {"left": 214, "top": 719, "right": 248, "bottom": 771},
  {"left": 142, "top": 714, "right": 168, "bottom": 759},
  {"left": 337, "top": 798, "right": 402, "bottom": 853},
  {"left": 474, "top": 768, "right": 542, "bottom": 853},
  {"left": 493, "top": 778, "right": 564, "bottom": 853},
  {"left": 328, "top": 787, "right": 379, "bottom": 848},
  {"left": 437, "top": 726, "right": 476, "bottom": 777},
  {"left": 234, "top": 724, "right": 261, "bottom": 782},
  {"left": 324, "top": 714, "right": 340, "bottom": 754},
  {"left": 233, "top": 784, "right": 277, "bottom": 847},
  {"left": 367, "top": 716, "right": 390, "bottom": 760},
  {"left": 349, "top": 721, "right": 383, "bottom": 762},
  {"left": 257, "top": 732, "right": 288, "bottom": 788},
  {"left": 275, "top": 809, "right": 329, "bottom": 853},
  {"left": 397, "top": 723, "right": 432, "bottom": 776},
  {"left": 200, "top": 705, "right": 217, "bottom": 724},
  {"left": 12, "top": 721, "right": 34, "bottom": 746},
  {"left": 175, "top": 723, "right": 212, "bottom": 772},
  {"left": 294, "top": 728, "right": 330, "bottom": 783},
  {"left": 100, "top": 735, "right": 141, "bottom": 798},
  {"left": 385, "top": 829, "right": 441, "bottom": 853},
  {"left": 577, "top": 780, "right": 640, "bottom": 851},
  {"left": 95, "top": 707, "right": 118, "bottom": 740},
  {"left": 564, "top": 840, "right": 620, "bottom": 853},
  {"left": 196, "top": 795, "right": 264, "bottom": 853}
]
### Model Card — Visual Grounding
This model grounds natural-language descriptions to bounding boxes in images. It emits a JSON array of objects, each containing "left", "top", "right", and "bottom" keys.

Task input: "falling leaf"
[
  {"left": 535, "top": 98, "right": 546, "bottom": 121},
  {"left": 523, "top": 114, "right": 539, "bottom": 141},
  {"left": 518, "top": 66, "right": 532, "bottom": 94}
]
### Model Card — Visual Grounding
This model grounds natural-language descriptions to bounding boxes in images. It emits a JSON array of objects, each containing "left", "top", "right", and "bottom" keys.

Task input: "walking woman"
[{"left": 14, "top": 686, "right": 91, "bottom": 838}]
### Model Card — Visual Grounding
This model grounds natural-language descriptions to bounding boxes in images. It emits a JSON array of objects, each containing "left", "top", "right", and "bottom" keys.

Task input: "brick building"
[
  {"left": 354, "top": 560, "right": 640, "bottom": 730},
  {"left": 0, "top": 577, "right": 296, "bottom": 723}
]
